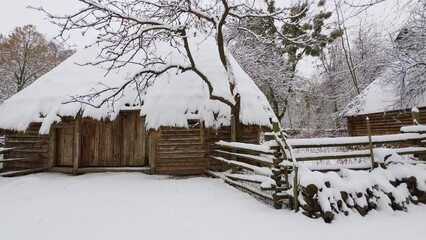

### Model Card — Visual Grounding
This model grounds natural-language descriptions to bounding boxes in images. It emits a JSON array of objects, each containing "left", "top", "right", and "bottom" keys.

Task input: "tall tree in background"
[
  {"left": 230, "top": 0, "right": 342, "bottom": 122},
  {"left": 389, "top": 2, "right": 426, "bottom": 107},
  {"left": 0, "top": 25, "right": 73, "bottom": 102}
]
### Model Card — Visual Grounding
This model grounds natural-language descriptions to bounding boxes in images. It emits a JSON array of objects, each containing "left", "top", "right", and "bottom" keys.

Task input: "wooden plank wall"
[
  {"left": 81, "top": 118, "right": 120, "bottom": 167},
  {"left": 120, "top": 111, "right": 146, "bottom": 166},
  {"left": 347, "top": 107, "right": 426, "bottom": 136},
  {"left": 153, "top": 123, "right": 262, "bottom": 175},
  {"left": 55, "top": 123, "right": 75, "bottom": 166},
  {"left": 3, "top": 123, "right": 49, "bottom": 171},
  {"left": 80, "top": 111, "right": 146, "bottom": 167}
]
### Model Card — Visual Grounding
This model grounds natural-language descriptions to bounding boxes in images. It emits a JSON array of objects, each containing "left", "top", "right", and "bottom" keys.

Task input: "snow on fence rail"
[
  {"left": 265, "top": 132, "right": 426, "bottom": 148},
  {"left": 210, "top": 123, "right": 426, "bottom": 222},
  {"left": 216, "top": 132, "right": 426, "bottom": 164}
]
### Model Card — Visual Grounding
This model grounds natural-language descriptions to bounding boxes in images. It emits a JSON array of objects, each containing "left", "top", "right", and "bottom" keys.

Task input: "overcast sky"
[
  {"left": 0, "top": 0, "right": 90, "bottom": 46},
  {"left": 0, "top": 0, "right": 412, "bottom": 49}
]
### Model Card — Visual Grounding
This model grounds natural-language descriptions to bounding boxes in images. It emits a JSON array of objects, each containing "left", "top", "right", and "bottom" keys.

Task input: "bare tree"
[
  {"left": 229, "top": 0, "right": 342, "bottom": 123},
  {"left": 35, "top": 0, "right": 337, "bottom": 138},
  {"left": 388, "top": 2, "right": 426, "bottom": 107},
  {"left": 0, "top": 25, "right": 73, "bottom": 102}
]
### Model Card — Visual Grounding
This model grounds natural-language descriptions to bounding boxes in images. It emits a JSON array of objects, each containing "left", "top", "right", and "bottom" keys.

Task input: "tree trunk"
[{"left": 231, "top": 94, "right": 242, "bottom": 142}]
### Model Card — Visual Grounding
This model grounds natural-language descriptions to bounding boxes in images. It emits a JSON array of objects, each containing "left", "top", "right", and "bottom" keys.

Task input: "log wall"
[
  {"left": 3, "top": 113, "right": 265, "bottom": 176},
  {"left": 152, "top": 123, "right": 263, "bottom": 175},
  {"left": 347, "top": 107, "right": 426, "bottom": 136},
  {"left": 3, "top": 123, "right": 49, "bottom": 171}
]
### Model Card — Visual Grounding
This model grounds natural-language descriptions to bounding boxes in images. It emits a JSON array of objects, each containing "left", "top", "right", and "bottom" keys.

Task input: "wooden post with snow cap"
[
  {"left": 230, "top": 114, "right": 237, "bottom": 174},
  {"left": 366, "top": 117, "right": 375, "bottom": 169},
  {"left": 412, "top": 107, "right": 420, "bottom": 125},
  {"left": 411, "top": 107, "right": 425, "bottom": 160},
  {"left": 271, "top": 118, "right": 285, "bottom": 209}
]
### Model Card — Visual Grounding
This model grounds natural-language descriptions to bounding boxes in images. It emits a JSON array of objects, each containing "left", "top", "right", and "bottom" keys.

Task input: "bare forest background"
[{"left": 0, "top": 0, "right": 425, "bottom": 137}]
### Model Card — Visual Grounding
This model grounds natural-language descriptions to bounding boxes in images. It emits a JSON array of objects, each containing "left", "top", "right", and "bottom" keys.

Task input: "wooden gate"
[
  {"left": 55, "top": 123, "right": 75, "bottom": 167},
  {"left": 54, "top": 111, "right": 147, "bottom": 168}
]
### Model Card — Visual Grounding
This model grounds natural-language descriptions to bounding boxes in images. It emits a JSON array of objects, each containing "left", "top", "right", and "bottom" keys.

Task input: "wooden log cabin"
[
  {"left": 342, "top": 68, "right": 426, "bottom": 136},
  {"left": 343, "top": 27, "right": 426, "bottom": 136},
  {"left": 0, "top": 35, "right": 275, "bottom": 176}
]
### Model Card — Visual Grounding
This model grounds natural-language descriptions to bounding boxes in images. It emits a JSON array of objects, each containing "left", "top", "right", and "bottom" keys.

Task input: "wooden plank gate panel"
[
  {"left": 80, "top": 119, "right": 121, "bottom": 167},
  {"left": 55, "top": 125, "right": 75, "bottom": 166},
  {"left": 79, "top": 111, "right": 146, "bottom": 167},
  {"left": 120, "top": 111, "right": 146, "bottom": 166}
]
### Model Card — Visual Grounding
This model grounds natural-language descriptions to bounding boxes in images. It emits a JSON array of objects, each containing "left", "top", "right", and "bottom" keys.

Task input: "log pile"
[{"left": 297, "top": 163, "right": 426, "bottom": 223}]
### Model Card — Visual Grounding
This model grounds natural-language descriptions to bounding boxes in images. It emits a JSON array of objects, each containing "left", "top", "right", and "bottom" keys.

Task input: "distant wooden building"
[
  {"left": 342, "top": 68, "right": 426, "bottom": 136},
  {"left": 0, "top": 35, "right": 274, "bottom": 175}
]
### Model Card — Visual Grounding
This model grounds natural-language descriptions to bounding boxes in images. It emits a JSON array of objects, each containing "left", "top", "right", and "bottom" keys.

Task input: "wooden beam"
[
  {"left": 73, "top": 115, "right": 82, "bottom": 175},
  {"left": 0, "top": 158, "right": 34, "bottom": 163},
  {"left": 148, "top": 130, "right": 158, "bottom": 174},
  {"left": 77, "top": 167, "right": 151, "bottom": 174},
  {"left": 214, "top": 141, "right": 275, "bottom": 155},
  {"left": 267, "top": 133, "right": 426, "bottom": 148},
  {"left": 48, "top": 167, "right": 73, "bottom": 174},
  {"left": 47, "top": 127, "right": 56, "bottom": 169},
  {"left": 366, "top": 117, "right": 375, "bottom": 169},
  {"left": 199, "top": 120, "right": 205, "bottom": 144},
  {"left": 0, "top": 147, "right": 14, "bottom": 154},
  {"left": 212, "top": 149, "right": 274, "bottom": 166},
  {"left": 0, "top": 168, "right": 46, "bottom": 177},
  {"left": 205, "top": 170, "right": 273, "bottom": 201},
  {"left": 293, "top": 147, "right": 426, "bottom": 161}
]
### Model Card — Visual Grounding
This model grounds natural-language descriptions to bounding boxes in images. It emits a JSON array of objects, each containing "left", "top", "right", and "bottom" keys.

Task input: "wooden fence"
[
  {"left": 0, "top": 136, "right": 45, "bottom": 177},
  {"left": 209, "top": 122, "right": 426, "bottom": 211},
  {"left": 0, "top": 146, "right": 46, "bottom": 177}
]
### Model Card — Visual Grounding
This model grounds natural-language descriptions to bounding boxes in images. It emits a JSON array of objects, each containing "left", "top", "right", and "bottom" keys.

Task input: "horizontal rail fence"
[
  {"left": 209, "top": 124, "right": 426, "bottom": 212},
  {"left": 266, "top": 126, "right": 426, "bottom": 170},
  {"left": 0, "top": 138, "right": 47, "bottom": 177},
  {"left": 209, "top": 122, "right": 298, "bottom": 210},
  {"left": 208, "top": 140, "right": 293, "bottom": 208}
]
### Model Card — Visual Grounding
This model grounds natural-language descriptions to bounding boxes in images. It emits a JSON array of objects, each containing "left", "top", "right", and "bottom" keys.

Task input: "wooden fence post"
[
  {"left": 412, "top": 107, "right": 420, "bottom": 125},
  {"left": 271, "top": 121, "right": 284, "bottom": 209},
  {"left": 293, "top": 165, "right": 299, "bottom": 212},
  {"left": 73, "top": 114, "right": 82, "bottom": 175},
  {"left": 412, "top": 108, "right": 425, "bottom": 160},
  {"left": 366, "top": 117, "right": 375, "bottom": 169},
  {"left": 230, "top": 114, "right": 237, "bottom": 173}
]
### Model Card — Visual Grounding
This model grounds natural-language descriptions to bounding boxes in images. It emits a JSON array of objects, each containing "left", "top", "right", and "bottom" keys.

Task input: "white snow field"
[{"left": 0, "top": 173, "right": 425, "bottom": 240}]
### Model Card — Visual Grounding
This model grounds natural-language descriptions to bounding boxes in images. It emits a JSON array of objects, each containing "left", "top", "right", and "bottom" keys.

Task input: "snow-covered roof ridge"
[
  {"left": 341, "top": 67, "right": 426, "bottom": 117},
  {"left": 0, "top": 33, "right": 275, "bottom": 134}
]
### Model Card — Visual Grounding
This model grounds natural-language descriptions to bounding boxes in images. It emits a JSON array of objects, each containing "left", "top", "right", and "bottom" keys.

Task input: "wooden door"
[
  {"left": 81, "top": 119, "right": 121, "bottom": 167},
  {"left": 78, "top": 112, "right": 147, "bottom": 167},
  {"left": 120, "top": 112, "right": 146, "bottom": 166},
  {"left": 55, "top": 126, "right": 74, "bottom": 166}
]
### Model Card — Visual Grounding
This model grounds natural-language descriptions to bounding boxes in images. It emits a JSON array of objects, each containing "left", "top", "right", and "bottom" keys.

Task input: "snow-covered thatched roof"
[
  {"left": 0, "top": 34, "right": 275, "bottom": 134},
  {"left": 342, "top": 68, "right": 426, "bottom": 117}
]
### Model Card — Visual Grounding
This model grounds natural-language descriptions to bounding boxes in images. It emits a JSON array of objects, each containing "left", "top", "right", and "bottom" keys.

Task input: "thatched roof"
[
  {"left": 342, "top": 68, "right": 426, "bottom": 117},
  {"left": 0, "top": 34, "right": 275, "bottom": 134}
]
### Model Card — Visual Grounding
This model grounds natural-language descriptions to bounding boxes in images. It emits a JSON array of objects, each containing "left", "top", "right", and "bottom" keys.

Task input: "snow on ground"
[{"left": 0, "top": 173, "right": 425, "bottom": 240}]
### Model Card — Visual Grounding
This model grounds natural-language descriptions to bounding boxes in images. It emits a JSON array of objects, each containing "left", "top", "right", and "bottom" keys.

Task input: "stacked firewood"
[{"left": 298, "top": 169, "right": 426, "bottom": 223}]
